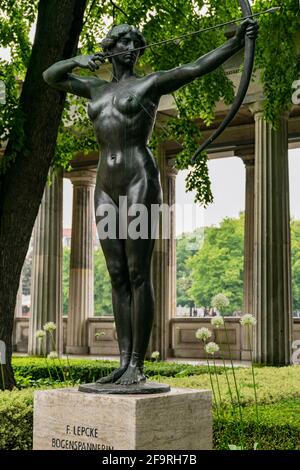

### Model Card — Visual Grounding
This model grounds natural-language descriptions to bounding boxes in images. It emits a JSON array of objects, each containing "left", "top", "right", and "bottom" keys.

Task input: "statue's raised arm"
[
  {"left": 43, "top": 53, "right": 107, "bottom": 99},
  {"left": 153, "top": 18, "right": 258, "bottom": 97}
]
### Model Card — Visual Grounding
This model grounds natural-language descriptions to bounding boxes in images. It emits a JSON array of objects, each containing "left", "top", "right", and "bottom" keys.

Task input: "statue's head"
[{"left": 100, "top": 24, "right": 146, "bottom": 67}]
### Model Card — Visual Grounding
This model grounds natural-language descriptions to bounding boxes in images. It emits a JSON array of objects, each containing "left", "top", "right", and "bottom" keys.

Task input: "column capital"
[
  {"left": 67, "top": 168, "right": 97, "bottom": 187},
  {"left": 249, "top": 100, "right": 290, "bottom": 121},
  {"left": 248, "top": 99, "right": 265, "bottom": 117},
  {"left": 238, "top": 155, "right": 255, "bottom": 167},
  {"left": 166, "top": 158, "right": 178, "bottom": 178},
  {"left": 234, "top": 146, "right": 255, "bottom": 167}
]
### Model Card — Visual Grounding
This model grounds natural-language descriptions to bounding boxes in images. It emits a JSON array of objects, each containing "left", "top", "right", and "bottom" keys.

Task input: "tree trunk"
[{"left": 0, "top": 0, "right": 87, "bottom": 389}]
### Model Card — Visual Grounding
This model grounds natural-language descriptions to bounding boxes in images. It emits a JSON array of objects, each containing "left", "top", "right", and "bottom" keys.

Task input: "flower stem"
[
  {"left": 40, "top": 340, "right": 53, "bottom": 382},
  {"left": 206, "top": 357, "right": 220, "bottom": 418},
  {"left": 66, "top": 353, "right": 74, "bottom": 385},
  {"left": 213, "top": 357, "right": 222, "bottom": 407},
  {"left": 220, "top": 353, "right": 236, "bottom": 413},
  {"left": 49, "top": 331, "right": 67, "bottom": 383},
  {"left": 205, "top": 350, "right": 224, "bottom": 448},
  {"left": 247, "top": 327, "right": 259, "bottom": 444},
  {"left": 223, "top": 321, "right": 245, "bottom": 449}
]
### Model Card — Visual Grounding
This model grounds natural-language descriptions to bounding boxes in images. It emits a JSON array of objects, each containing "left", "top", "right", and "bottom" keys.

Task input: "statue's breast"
[
  {"left": 114, "top": 92, "right": 141, "bottom": 115},
  {"left": 88, "top": 77, "right": 157, "bottom": 122}
]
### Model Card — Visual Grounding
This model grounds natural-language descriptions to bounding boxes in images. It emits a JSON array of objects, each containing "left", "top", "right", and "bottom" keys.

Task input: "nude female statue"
[{"left": 43, "top": 20, "right": 258, "bottom": 385}]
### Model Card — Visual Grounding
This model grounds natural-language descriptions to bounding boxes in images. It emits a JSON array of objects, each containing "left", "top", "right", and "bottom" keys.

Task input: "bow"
[{"left": 190, "top": 0, "right": 256, "bottom": 165}]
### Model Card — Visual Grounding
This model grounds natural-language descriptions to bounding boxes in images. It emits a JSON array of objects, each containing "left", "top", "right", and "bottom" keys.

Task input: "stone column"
[
  {"left": 151, "top": 146, "right": 177, "bottom": 360},
  {"left": 238, "top": 153, "right": 255, "bottom": 316},
  {"left": 251, "top": 102, "right": 293, "bottom": 365},
  {"left": 14, "top": 277, "right": 23, "bottom": 317},
  {"left": 28, "top": 171, "right": 63, "bottom": 355},
  {"left": 66, "top": 169, "right": 96, "bottom": 355},
  {"left": 12, "top": 277, "right": 23, "bottom": 352},
  {"left": 166, "top": 158, "right": 177, "bottom": 338}
]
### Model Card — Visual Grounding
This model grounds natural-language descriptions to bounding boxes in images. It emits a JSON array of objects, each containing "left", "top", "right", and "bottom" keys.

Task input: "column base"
[
  {"left": 33, "top": 387, "right": 212, "bottom": 450},
  {"left": 66, "top": 345, "right": 89, "bottom": 355}
]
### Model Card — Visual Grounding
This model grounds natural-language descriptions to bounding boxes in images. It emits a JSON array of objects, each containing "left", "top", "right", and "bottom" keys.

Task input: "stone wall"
[{"left": 13, "top": 317, "right": 300, "bottom": 361}]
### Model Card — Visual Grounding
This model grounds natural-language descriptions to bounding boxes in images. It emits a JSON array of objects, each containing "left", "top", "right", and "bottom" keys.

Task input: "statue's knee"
[
  {"left": 108, "top": 266, "right": 129, "bottom": 289},
  {"left": 128, "top": 267, "right": 148, "bottom": 288}
]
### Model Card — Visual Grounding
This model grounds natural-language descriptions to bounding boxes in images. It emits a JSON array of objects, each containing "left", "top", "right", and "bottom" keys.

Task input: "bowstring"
[{"left": 97, "top": 7, "right": 279, "bottom": 62}]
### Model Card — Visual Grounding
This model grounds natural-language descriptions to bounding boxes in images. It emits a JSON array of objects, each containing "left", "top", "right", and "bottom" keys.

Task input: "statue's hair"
[{"left": 100, "top": 24, "right": 146, "bottom": 60}]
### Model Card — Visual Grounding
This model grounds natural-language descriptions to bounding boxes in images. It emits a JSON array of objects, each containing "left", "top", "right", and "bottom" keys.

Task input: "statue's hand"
[
  {"left": 234, "top": 19, "right": 259, "bottom": 47},
  {"left": 72, "top": 53, "right": 107, "bottom": 72}
]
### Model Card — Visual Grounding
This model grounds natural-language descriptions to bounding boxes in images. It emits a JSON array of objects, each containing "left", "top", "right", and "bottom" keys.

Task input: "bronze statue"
[{"left": 43, "top": 19, "right": 258, "bottom": 387}]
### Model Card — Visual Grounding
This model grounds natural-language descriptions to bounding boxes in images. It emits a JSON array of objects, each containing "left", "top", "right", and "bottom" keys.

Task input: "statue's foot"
[
  {"left": 115, "top": 365, "right": 146, "bottom": 385},
  {"left": 96, "top": 366, "right": 128, "bottom": 384}
]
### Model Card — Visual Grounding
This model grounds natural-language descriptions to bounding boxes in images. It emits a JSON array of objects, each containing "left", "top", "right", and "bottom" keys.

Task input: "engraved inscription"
[{"left": 50, "top": 424, "right": 114, "bottom": 450}]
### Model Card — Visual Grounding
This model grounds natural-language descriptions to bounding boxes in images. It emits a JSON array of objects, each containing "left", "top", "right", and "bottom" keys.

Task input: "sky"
[{"left": 63, "top": 149, "right": 300, "bottom": 235}]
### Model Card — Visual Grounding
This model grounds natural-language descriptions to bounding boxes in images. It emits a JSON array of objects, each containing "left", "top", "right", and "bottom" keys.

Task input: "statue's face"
[{"left": 111, "top": 31, "right": 142, "bottom": 67}]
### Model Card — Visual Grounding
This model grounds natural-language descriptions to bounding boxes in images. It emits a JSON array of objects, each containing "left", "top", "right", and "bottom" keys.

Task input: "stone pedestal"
[{"left": 33, "top": 387, "right": 212, "bottom": 450}]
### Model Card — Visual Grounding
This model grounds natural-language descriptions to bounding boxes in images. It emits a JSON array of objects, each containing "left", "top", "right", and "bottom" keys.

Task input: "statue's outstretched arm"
[
  {"left": 154, "top": 19, "right": 258, "bottom": 97},
  {"left": 43, "top": 54, "right": 107, "bottom": 99}
]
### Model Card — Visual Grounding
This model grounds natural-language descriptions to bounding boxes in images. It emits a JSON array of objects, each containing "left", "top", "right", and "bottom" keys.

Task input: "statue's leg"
[
  {"left": 116, "top": 183, "right": 160, "bottom": 385},
  {"left": 115, "top": 237, "right": 155, "bottom": 385},
  {"left": 94, "top": 188, "right": 132, "bottom": 383}
]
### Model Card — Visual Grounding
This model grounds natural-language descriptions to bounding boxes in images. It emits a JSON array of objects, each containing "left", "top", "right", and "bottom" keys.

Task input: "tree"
[
  {"left": 0, "top": 0, "right": 87, "bottom": 389},
  {"left": 180, "top": 216, "right": 300, "bottom": 314},
  {"left": 291, "top": 220, "right": 300, "bottom": 312},
  {"left": 176, "top": 228, "right": 204, "bottom": 306},
  {"left": 186, "top": 214, "right": 244, "bottom": 313}
]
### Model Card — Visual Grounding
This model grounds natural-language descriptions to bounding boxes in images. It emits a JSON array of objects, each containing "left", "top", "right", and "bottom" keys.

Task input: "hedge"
[
  {"left": 214, "top": 400, "right": 300, "bottom": 450},
  {"left": 0, "top": 389, "right": 299, "bottom": 450},
  {"left": 12, "top": 357, "right": 225, "bottom": 386},
  {"left": 0, "top": 389, "right": 33, "bottom": 450}
]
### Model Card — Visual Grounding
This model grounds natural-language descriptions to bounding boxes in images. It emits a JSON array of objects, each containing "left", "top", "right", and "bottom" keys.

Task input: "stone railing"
[
  {"left": 13, "top": 316, "right": 300, "bottom": 360},
  {"left": 170, "top": 317, "right": 242, "bottom": 360}
]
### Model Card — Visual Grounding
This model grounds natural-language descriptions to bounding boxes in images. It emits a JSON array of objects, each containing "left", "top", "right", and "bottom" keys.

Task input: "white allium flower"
[
  {"left": 151, "top": 351, "right": 160, "bottom": 360},
  {"left": 205, "top": 342, "right": 220, "bottom": 355},
  {"left": 211, "top": 316, "right": 224, "bottom": 328},
  {"left": 195, "top": 327, "right": 212, "bottom": 342},
  {"left": 47, "top": 351, "right": 58, "bottom": 359},
  {"left": 211, "top": 293, "right": 230, "bottom": 312},
  {"left": 43, "top": 322, "right": 57, "bottom": 332},
  {"left": 240, "top": 314, "right": 257, "bottom": 327},
  {"left": 35, "top": 330, "right": 46, "bottom": 339}
]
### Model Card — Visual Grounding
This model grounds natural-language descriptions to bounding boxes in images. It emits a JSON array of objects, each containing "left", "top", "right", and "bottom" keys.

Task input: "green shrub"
[
  {"left": 0, "top": 389, "right": 33, "bottom": 450},
  {"left": 12, "top": 357, "right": 222, "bottom": 386},
  {"left": 214, "top": 400, "right": 300, "bottom": 450}
]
